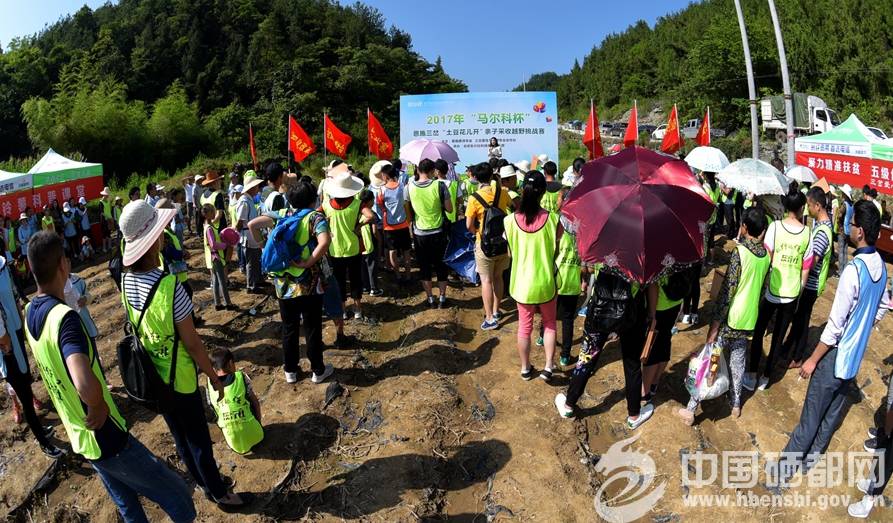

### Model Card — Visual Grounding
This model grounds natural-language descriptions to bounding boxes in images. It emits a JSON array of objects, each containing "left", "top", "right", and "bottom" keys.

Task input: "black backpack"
[
  {"left": 661, "top": 266, "right": 696, "bottom": 302},
  {"left": 117, "top": 276, "right": 179, "bottom": 413},
  {"left": 585, "top": 271, "right": 641, "bottom": 334},
  {"left": 471, "top": 183, "right": 508, "bottom": 257}
]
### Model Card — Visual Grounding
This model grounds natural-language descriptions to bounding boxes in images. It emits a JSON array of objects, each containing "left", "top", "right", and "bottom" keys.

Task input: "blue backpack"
[{"left": 261, "top": 209, "right": 315, "bottom": 274}]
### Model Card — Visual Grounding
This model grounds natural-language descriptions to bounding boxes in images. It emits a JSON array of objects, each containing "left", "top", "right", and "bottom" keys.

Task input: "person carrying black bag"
[
  {"left": 555, "top": 269, "right": 657, "bottom": 430},
  {"left": 117, "top": 200, "right": 248, "bottom": 510}
]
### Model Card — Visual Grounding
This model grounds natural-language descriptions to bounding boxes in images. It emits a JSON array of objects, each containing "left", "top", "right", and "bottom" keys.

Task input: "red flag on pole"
[
  {"left": 660, "top": 104, "right": 683, "bottom": 154},
  {"left": 582, "top": 99, "right": 604, "bottom": 160},
  {"left": 623, "top": 100, "right": 639, "bottom": 148},
  {"left": 288, "top": 115, "right": 316, "bottom": 163},
  {"left": 367, "top": 109, "right": 393, "bottom": 160},
  {"left": 249, "top": 123, "right": 258, "bottom": 169},
  {"left": 695, "top": 107, "right": 711, "bottom": 146},
  {"left": 324, "top": 115, "right": 352, "bottom": 158}
]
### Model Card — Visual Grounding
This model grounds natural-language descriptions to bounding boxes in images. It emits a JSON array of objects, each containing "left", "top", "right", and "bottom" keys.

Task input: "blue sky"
[{"left": 0, "top": 0, "right": 695, "bottom": 91}]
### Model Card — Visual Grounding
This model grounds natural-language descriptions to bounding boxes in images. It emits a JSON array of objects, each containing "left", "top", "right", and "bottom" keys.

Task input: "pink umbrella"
[
  {"left": 562, "top": 146, "right": 715, "bottom": 284},
  {"left": 399, "top": 139, "right": 460, "bottom": 165}
]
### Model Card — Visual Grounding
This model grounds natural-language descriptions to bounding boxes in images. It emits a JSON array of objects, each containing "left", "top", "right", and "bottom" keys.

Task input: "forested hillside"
[
  {"left": 0, "top": 0, "right": 465, "bottom": 178},
  {"left": 523, "top": 0, "right": 893, "bottom": 132}
]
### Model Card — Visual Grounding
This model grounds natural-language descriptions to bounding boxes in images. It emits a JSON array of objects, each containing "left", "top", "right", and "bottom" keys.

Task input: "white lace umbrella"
[
  {"left": 785, "top": 165, "right": 818, "bottom": 183},
  {"left": 717, "top": 158, "right": 789, "bottom": 196},
  {"left": 684, "top": 146, "right": 730, "bottom": 173}
]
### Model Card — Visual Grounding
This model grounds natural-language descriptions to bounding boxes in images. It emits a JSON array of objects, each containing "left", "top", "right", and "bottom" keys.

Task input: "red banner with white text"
[{"left": 793, "top": 151, "right": 893, "bottom": 195}]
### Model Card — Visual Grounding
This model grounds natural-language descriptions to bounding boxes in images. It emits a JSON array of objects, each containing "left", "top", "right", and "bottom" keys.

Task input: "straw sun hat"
[
  {"left": 326, "top": 169, "right": 364, "bottom": 198},
  {"left": 120, "top": 200, "right": 176, "bottom": 266}
]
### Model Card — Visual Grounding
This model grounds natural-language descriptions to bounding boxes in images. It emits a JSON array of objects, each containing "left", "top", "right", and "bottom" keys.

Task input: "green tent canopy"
[{"left": 27, "top": 149, "right": 103, "bottom": 188}]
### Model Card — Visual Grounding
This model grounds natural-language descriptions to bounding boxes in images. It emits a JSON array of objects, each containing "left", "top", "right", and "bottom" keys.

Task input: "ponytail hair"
[
  {"left": 518, "top": 170, "right": 546, "bottom": 225},
  {"left": 782, "top": 181, "right": 806, "bottom": 214}
]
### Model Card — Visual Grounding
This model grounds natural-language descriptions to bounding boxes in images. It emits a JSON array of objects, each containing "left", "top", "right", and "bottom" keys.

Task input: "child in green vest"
[
  {"left": 358, "top": 190, "right": 382, "bottom": 297},
  {"left": 677, "top": 207, "right": 770, "bottom": 425},
  {"left": 207, "top": 348, "right": 263, "bottom": 455},
  {"left": 202, "top": 203, "right": 235, "bottom": 311}
]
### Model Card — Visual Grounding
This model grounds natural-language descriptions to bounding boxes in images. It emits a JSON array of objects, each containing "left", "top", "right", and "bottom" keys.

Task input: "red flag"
[
  {"left": 367, "top": 109, "right": 393, "bottom": 160},
  {"left": 623, "top": 100, "right": 639, "bottom": 148},
  {"left": 248, "top": 123, "right": 258, "bottom": 169},
  {"left": 288, "top": 115, "right": 316, "bottom": 163},
  {"left": 582, "top": 100, "right": 604, "bottom": 160},
  {"left": 695, "top": 107, "right": 711, "bottom": 146},
  {"left": 660, "top": 104, "right": 683, "bottom": 154},
  {"left": 324, "top": 114, "right": 352, "bottom": 158}
]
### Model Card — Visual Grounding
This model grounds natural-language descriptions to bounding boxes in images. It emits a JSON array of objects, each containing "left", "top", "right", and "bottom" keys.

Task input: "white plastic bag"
[{"left": 684, "top": 343, "right": 730, "bottom": 401}]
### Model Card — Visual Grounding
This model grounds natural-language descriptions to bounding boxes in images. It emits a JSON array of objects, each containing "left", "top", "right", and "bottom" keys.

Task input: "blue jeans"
[{"left": 91, "top": 435, "right": 196, "bottom": 523}]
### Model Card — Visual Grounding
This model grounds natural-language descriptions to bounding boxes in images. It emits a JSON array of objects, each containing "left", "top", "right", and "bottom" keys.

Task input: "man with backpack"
[
  {"left": 466, "top": 162, "right": 512, "bottom": 331},
  {"left": 24, "top": 231, "right": 198, "bottom": 522}
]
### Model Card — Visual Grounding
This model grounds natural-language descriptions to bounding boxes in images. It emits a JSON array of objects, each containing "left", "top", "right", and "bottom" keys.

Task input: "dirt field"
[{"left": 1, "top": 234, "right": 892, "bottom": 522}]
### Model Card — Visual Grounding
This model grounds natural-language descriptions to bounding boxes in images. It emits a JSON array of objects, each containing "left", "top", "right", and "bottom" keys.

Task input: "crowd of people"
[{"left": 3, "top": 146, "right": 893, "bottom": 520}]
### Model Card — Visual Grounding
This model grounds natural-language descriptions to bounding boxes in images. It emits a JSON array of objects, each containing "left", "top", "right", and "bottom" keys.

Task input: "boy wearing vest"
[
  {"left": 202, "top": 203, "right": 236, "bottom": 311},
  {"left": 677, "top": 208, "right": 770, "bottom": 425},
  {"left": 40, "top": 206, "right": 55, "bottom": 233},
  {"left": 322, "top": 166, "right": 377, "bottom": 320},
  {"left": 777, "top": 202, "right": 891, "bottom": 512},
  {"left": 540, "top": 161, "right": 564, "bottom": 214},
  {"left": 207, "top": 348, "right": 263, "bottom": 455},
  {"left": 238, "top": 173, "right": 265, "bottom": 293},
  {"left": 546, "top": 219, "right": 581, "bottom": 367},
  {"left": 24, "top": 231, "right": 197, "bottom": 522},
  {"left": 434, "top": 159, "right": 463, "bottom": 225},
  {"left": 229, "top": 184, "right": 245, "bottom": 273},
  {"left": 782, "top": 187, "right": 833, "bottom": 368},
  {"left": 406, "top": 159, "right": 453, "bottom": 308},
  {"left": 744, "top": 184, "right": 813, "bottom": 392},
  {"left": 358, "top": 191, "right": 382, "bottom": 297},
  {"left": 199, "top": 171, "right": 228, "bottom": 228},
  {"left": 375, "top": 163, "right": 412, "bottom": 283}
]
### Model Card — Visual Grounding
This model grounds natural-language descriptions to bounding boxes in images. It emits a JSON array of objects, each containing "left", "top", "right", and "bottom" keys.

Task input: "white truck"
[
  {"left": 681, "top": 119, "right": 727, "bottom": 139},
  {"left": 761, "top": 93, "right": 839, "bottom": 142}
]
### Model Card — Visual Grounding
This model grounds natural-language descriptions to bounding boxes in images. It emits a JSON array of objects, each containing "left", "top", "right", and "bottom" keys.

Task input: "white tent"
[
  {"left": 0, "top": 170, "right": 32, "bottom": 194},
  {"left": 27, "top": 149, "right": 103, "bottom": 187}
]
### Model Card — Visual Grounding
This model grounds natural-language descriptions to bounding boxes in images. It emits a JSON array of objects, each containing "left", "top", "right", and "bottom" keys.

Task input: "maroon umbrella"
[{"left": 562, "top": 146, "right": 716, "bottom": 284}]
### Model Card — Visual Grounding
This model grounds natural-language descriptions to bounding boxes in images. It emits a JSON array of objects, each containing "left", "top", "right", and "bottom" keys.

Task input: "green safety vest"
[
  {"left": 203, "top": 223, "right": 224, "bottom": 269},
  {"left": 504, "top": 212, "right": 558, "bottom": 304},
  {"left": 211, "top": 371, "right": 263, "bottom": 455},
  {"left": 462, "top": 178, "right": 479, "bottom": 206},
  {"left": 407, "top": 181, "right": 444, "bottom": 231},
  {"left": 704, "top": 183, "right": 721, "bottom": 225},
  {"left": 657, "top": 284, "right": 683, "bottom": 312},
  {"left": 728, "top": 245, "right": 771, "bottom": 330},
  {"left": 813, "top": 222, "right": 833, "bottom": 296},
  {"left": 25, "top": 302, "right": 126, "bottom": 460},
  {"left": 769, "top": 222, "right": 811, "bottom": 299},
  {"left": 439, "top": 179, "right": 459, "bottom": 223},
  {"left": 41, "top": 216, "right": 54, "bottom": 231},
  {"left": 542, "top": 188, "right": 561, "bottom": 214},
  {"left": 270, "top": 210, "right": 315, "bottom": 281},
  {"left": 360, "top": 222, "right": 374, "bottom": 255},
  {"left": 723, "top": 189, "right": 737, "bottom": 204},
  {"left": 161, "top": 229, "right": 188, "bottom": 283},
  {"left": 743, "top": 198, "right": 754, "bottom": 209},
  {"left": 100, "top": 199, "right": 113, "bottom": 220},
  {"left": 123, "top": 274, "right": 197, "bottom": 394},
  {"left": 6, "top": 227, "right": 15, "bottom": 253},
  {"left": 229, "top": 201, "right": 239, "bottom": 228},
  {"left": 199, "top": 190, "right": 221, "bottom": 209},
  {"left": 556, "top": 229, "right": 581, "bottom": 296},
  {"left": 323, "top": 197, "right": 361, "bottom": 258}
]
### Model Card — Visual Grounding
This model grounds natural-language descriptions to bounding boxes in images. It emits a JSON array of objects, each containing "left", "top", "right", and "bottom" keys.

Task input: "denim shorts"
[{"left": 322, "top": 274, "right": 344, "bottom": 318}]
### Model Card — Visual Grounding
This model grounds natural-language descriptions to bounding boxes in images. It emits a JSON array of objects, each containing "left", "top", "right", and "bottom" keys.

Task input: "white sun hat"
[
  {"left": 119, "top": 200, "right": 176, "bottom": 266},
  {"left": 369, "top": 160, "right": 391, "bottom": 188},
  {"left": 326, "top": 170, "right": 365, "bottom": 198},
  {"left": 515, "top": 160, "right": 531, "bottom": 174},
  {"left": 498, "top": 165, "right": 517, "bottom": 179}
]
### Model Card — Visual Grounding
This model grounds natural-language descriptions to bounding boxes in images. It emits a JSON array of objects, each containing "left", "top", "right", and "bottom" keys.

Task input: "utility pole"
[
  {"left": 768, "top": 0, "right": 795, "bottom": 169},
  {"left": 733, "top": 0, "right": 760, "bottom": 160}
]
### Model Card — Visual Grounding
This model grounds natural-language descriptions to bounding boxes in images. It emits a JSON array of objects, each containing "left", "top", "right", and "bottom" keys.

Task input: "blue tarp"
[{"left": 444, "top": 220, "right": 479, "bottom": 284}]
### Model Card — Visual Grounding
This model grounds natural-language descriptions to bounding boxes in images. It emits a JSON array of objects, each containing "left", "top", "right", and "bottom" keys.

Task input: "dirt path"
[{"left": 1, "top": 235, "right": 892, "bottom": 522}]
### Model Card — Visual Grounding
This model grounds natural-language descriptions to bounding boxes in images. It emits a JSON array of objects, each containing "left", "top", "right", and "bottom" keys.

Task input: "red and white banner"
[
  {"left": 794, "top": 151, "right": 893, "bottom": 195},
  {"left": 0, "top": 176, "right": 103, "bottom": 218}
]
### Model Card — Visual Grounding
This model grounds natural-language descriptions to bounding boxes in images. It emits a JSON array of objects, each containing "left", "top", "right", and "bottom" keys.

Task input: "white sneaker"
[
  {"left": 627, "top": 403, "right": 655, "bottom": 430},
  {"left": 554, "top": 393, "right": 574, "bottom": 418},
  {"left": 848, "top": 495, "right": 878, "bottom": 518},
  {"left": 757, "top": 376, "right": 770, "bottom": 391},
  {"left": 311, "top": 364, "right": 334, "bottom": 384},
  {"left": 742, "top": 372, "right": 757, "bottom": 391},
  {"left": 284, "top": 371, "right": 298, "bottom": 384},
  {"left": 353, "top": 311, "right": 362, "bottom": 320},
  {"left": 857, "top": 478, "right": 872, "bottom": 494},
  {"left": 681, "top": 314, "right": 691, "bottom": 325}
]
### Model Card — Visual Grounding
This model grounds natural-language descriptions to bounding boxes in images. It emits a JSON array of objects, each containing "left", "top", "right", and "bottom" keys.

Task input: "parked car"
[
  {"left": 608, "top": 123, "right": 628, "bottom": 137},
  {"left": 600, "top": 122, "right": 614, "bottom": 134},
  {"left": 640, "top": 124, "right": 657, "bottom": 135},
  {"left": 682, "top": 119, "right": 727, "bottom": 139},
  {"left": 652, "top": 124, "right": 667, "bottom": 141},
  {"left": 867, "top": 127, "right": 888, "bottom": 140}
]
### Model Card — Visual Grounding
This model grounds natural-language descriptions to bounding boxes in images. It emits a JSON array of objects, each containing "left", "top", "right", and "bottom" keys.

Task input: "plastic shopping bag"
[{"left": 684, "top": 343, "right": 730, "bottom": 401}]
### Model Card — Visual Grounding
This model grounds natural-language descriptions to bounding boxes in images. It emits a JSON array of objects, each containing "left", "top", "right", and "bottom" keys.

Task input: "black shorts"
[
  {"left": 645, "top": 304, "right": 682, "bottom": 365},
  {"left": 413, "top": 232, "right": 448, "bottom": 281},
  {"left": 383, "top": 228, "right": 411, "bottom": 252}
]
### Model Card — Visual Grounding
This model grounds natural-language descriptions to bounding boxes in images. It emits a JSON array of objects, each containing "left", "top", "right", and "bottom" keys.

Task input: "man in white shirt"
[
  {"left": 774, "top": 201, "right": 890, "bottom": 503},
  {"left": 237, "top": 173, "right": 265, "bottom": 293}
]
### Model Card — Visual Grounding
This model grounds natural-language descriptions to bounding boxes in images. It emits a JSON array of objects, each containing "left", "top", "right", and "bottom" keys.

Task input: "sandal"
[
  {"left": 539, "top": 369, "right": 553, "bottom": 382},
  {"left": 520, "top": 367, "right": 535, "bottom": 381}
]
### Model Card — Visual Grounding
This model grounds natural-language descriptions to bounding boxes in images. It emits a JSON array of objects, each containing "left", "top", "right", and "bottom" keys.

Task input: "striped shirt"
[
  {"left": 804, "top": 220, "right": 832, "bottom": 291},
  {"left": 122, "top": 269, "right": 193, "bottom": 322}
]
